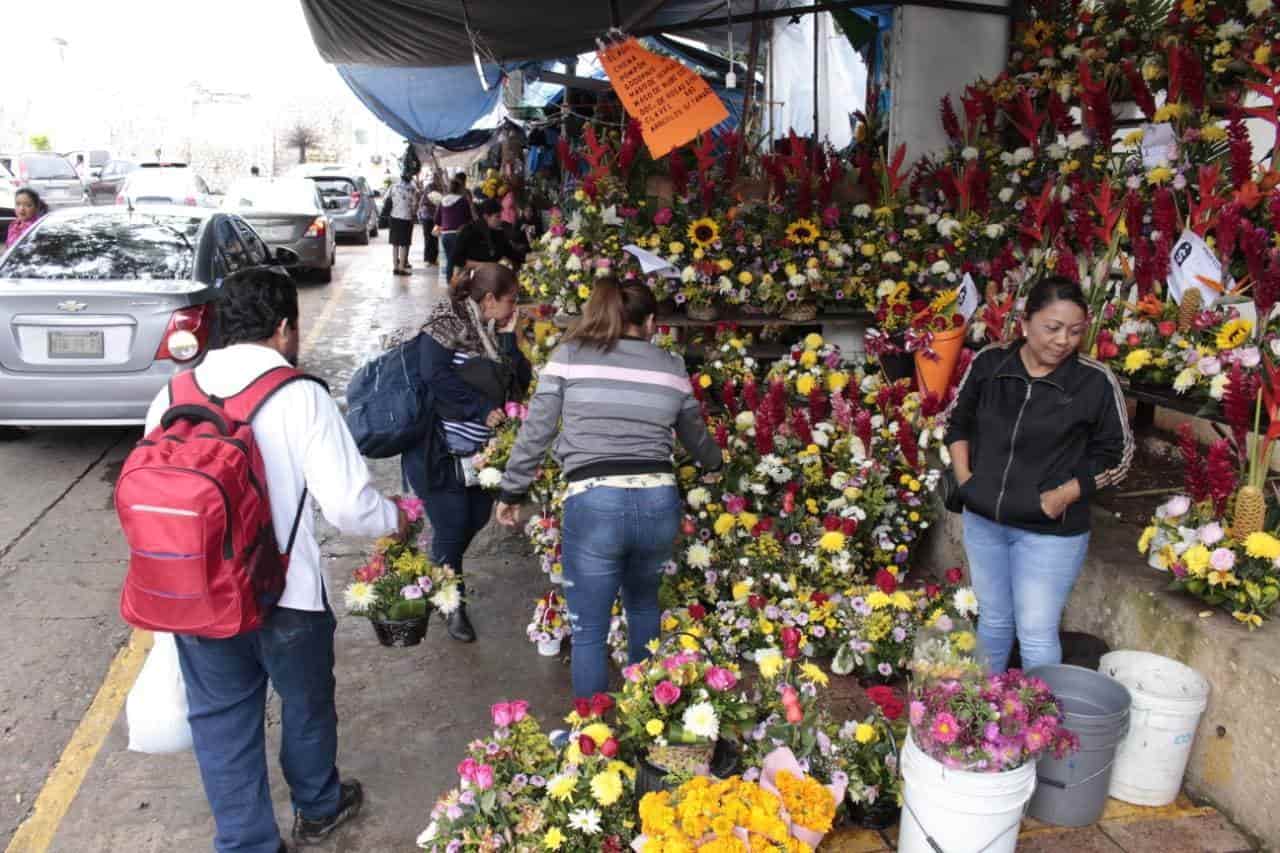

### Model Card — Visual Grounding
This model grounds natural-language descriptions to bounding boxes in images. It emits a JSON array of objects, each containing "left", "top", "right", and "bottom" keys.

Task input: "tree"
[
  {"left": 285, "top": 123, "right": 323, "bottom": 164},
  {"left": 28, "top": 134, "right": 52, "bottom": 152}
]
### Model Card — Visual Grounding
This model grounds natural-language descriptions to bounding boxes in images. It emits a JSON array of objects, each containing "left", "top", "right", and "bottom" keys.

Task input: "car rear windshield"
[
  {"left": 22, "top": 155, "right": 77, "bottom": 180},
  {"left": 125, "top": 171, "right": 191, "bottom": 194},
  {"left": 0, "top": 213, "right": 201, "bottom": 281},
  {"left": 224, "top": 182, "right": 317, "bottom": 213},
  {"left": 312, "top": 178, "right": 357, "bottom": 198}
]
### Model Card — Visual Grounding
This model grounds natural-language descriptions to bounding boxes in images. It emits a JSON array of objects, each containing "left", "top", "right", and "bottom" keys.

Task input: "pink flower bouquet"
[{"left": 909, "top": 670, "right": 1078, "bottom": 772}]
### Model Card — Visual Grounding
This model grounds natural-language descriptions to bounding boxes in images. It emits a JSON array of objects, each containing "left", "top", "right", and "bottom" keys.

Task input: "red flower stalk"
[
  {"left": 898, "top": 415, "right": 920, "bottom": 470},
  {"left": 1124, "top": 190, "right": 1146, "bottom": 249},
  {"left": 1120, "top": 60, "right": 1157, "bottom": 120},
  {"left": 755, "top": 410, "right": 775, "bottom": 455},
  {"left": 966, "top": 161, "right": 991, "bottom": 217},
  {"left": 1206, "top": 438, "right": 1238, "bottom": 517},
  {"left": 1054, "top": 240, "right": 1080, "bottom": 283},
  {"left": 941, "top": 94, "right": 962, "bottom": 142},
  {"left": 1228, "top": 113, "right": 1253, "bottom": 191},
  {"left": 1258, "top": 249, "right": 1280, "bottom": 321},
  {"left": 668, "top": 150, "right": 690, "bottom": 197},
  {"left": 1071, "top": 183, "right": 1097, "bottom": 254},
  {"left": 1269, "top": 191, "right": 1280, "bottom": 234},
  {"left": 1178, "top": 423, "right": 1210, "bottom": 504},
  {"left": 692, "top": 133, "right": 717, "bottom": 178},
  {"left": 743, "top": 377, "right": 760, "bottom": 412},
  {"left": 1077, "top": 60, "right": 1114, "bottom": 145},
  {"left": 714, "top": 422, "right": 729, "bottom": 449},
  {"left": 854, "top": 409, "right": 873, "bottom": 451},
  {"left": 1153, "top": 187, "right": 1178, "bottom": 241},
  {"left": 1223, "top": 361, "right": 1262, "bottom": 454},
  {"left": 808, "top": 387, "right": 829, "bottom": 422},
  {"left": 722, "top": 379, "right": 739, "bottom": 415},
  {"left": 1047, "top": 89, "right": 1073, "bottom": 135},
  {"left": 790, "top": 408, "right": 814, "bottom": 446},
  {"left": 1242, "top": 226, "right": 1269, "bottom": 287},
  {"left": 766, "top": 379, "right": 788, "bottom": 426},
  {"left": 1005, "top": 88, "right": 1046, "bottom": 148},
  {"left": 617, "top": 119, "right": 643, "bottom": 179},
  {"left": 1216, "top": 203, "right": 1242, "bottom": 264},
  {"left": 1167, "top": 44, "right": 1185, "bottom": 105},
  {"left": 1134, "top": 240, "right": 1157, "bottom": 298},
  {"left": 1180, "top": 46, "right": 1205, "bottom": 111}
]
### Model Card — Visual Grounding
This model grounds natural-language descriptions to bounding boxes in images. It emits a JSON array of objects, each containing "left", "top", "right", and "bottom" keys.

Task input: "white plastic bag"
[{"left": 126, "top": 632, "right": 193, "bottom": 754}]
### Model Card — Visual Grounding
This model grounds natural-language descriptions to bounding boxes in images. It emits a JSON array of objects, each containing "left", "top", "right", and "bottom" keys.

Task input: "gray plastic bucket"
[{"left": 1026, "top": 664, "right": 1132, "bottom": 827}]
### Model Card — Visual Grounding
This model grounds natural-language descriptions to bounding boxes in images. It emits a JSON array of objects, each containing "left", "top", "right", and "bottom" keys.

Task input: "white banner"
[
  {"left": 1167, "top": 229, "right": 1229, "bottom": 309},
  {"left": 956, "top": 273, "right": 981, "bottom": 321},
  {"left": 623, "top": 244, "right": 681, "bottom": 278}
]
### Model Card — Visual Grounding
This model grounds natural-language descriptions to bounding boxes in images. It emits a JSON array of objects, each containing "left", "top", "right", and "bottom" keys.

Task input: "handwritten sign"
[
  {"left": 598, "top": 38, "right": 730, "bottom": 158},
  {"left": 1167, "top": 229, "right": 1230, "bottom": 309},
  {"left": 956, "top": 273, "right": 981, "bottom": 321},
  {"left": 1141, "top": 123, "right": 1178, "bottom": 169}
]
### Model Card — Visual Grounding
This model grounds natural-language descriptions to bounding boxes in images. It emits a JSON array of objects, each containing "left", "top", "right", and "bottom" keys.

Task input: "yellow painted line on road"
[
  {"left": 301, "top": 286, "right": 344, "bottom": 359},
  {"left": 5, "top": 630, "right": 153, "bottom": 853}
]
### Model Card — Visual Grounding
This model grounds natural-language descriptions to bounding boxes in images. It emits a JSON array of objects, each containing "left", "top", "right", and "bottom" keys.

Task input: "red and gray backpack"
[{"left": 115, "top": 366, "right": 324, "bottom": 638}]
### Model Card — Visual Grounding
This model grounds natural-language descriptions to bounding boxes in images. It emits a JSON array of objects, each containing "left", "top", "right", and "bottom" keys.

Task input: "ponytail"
[
  {"left": 450, "top": 261, "right": 518, "bottom": 305},
  {"left": 565, "top": 276, "right": 658, "bottom": 351}
]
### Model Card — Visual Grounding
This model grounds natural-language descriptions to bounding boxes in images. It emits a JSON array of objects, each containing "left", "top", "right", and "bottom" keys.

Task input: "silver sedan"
[
  {"left": 0, "top": 206, "right": 297, "bottom": 426},
  {"left": 221, "top": 178, "right": 336, "bottom": 282}
]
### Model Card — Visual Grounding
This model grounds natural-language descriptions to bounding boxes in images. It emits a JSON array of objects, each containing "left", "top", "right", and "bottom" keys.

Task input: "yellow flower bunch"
[
  {"left": 774, "top": 770, "right": 836, "bottom": 833},
  {"left": 639, "top": 777, "right": 812, "bottom": 853}
]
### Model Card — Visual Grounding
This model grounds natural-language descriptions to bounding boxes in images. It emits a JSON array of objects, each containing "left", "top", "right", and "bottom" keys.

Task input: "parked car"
[
  {"left": 117, "top": 168, "right": 217, "bottom": 208},
  {"left": 291, "top": 165, "right": 378, "bottom": 244},
  {"left": 87, "top": 160, "right": 136, "bottom": 205},
  {"left": 63, "top": 149, "right": 111, "bottom": 178},
  {"left": 0, "top": 206, "right": 298, "bottom": 426},
  {"left": 0, "top": 161, "right": 17, "bottom": 233},
  {"left": 222, "top": 178, "right": 335, "bottom": 283},
  {"left": 0, "top": 153, "right": 89, "bottom": 210}
]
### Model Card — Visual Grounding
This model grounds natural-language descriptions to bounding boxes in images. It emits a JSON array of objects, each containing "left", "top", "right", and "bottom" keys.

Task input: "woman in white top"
[{"left": 388, "top": 172, "right": 419, "bottom": 276}]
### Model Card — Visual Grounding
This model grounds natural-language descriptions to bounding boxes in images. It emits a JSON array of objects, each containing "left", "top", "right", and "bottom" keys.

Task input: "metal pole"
[
  {"left": 813, "top": 9, "right": 820, "bottom": 142},
  {"left": 741, "top": 0, "right": 763, "bottom": 150}
]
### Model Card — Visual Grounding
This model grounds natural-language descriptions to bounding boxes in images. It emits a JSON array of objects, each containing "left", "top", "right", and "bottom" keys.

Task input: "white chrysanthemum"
[
  {"left": 937, "top": 217, "right": 961, "bottom": 238},
  {"left": 930, "top": 260, "right": 951, "bottom": 275},
  {"left": 431, "top": 584, "right": 462, "bottom": 615},
  {"left": 681, "top": 265, "right": 697, "bottom": 283},
  {"left": 734, "top": 411, "right": 755, "bottom": 431},
  {"left": 687, "top": 487, "right": 711, "bottom": 509},
  {"left": 477, "top": 467, "right": 503, "bottom": 488},
  {"left": 564, "top": 254, "right": 583, "bottom": 272},
  {"left": 1066, "top": 130, "right": 1089, "bottom": 150},
  {"left": 961, "top": 146, "right": 979, "bottom": 161},
  {"left": 984, "top": 224, "right": 1004, "bottom": 239},
  {"left": 852, "top": 203, "right": 872, "bottom": 218},
  {"left": 1216, "top": 20, "right": 1245, "bottom": 39},
  {"left": 953, "top": 587, "right": 979, "bottom": 617},
  {"left": 682, "top": 701, "right": 721, "bottom": 740},
  {"left": 1248, "top": 0, "right": 1268, "bottom": 15},
  {"left": 1047, "top": 143, "right": 1067, "bottom": 160},
  {"left": 1173, "top": 368, "right": 1197, "bottom": 394},
  {"left": 344, "top": 582, "right": 376, "bottom": 612},
  {"left": 1209, "top": 373, "right": 1229, "bottom": 400},
  {"left": 998, "top": 187, "right": 1015, "bottom": 203},
  {"left": 568, "top": 808, "right": 602, "bottom": 835},
  {"left": 686, "top": 543, "right": 712, "bottom": 569},
  {"left": 882, "top": 250, "right": 902, "bottom": 264}
]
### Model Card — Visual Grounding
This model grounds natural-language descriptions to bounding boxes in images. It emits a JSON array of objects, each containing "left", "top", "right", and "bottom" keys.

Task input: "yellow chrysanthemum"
[
  {"left": 800, "top": 662, "right": 829, "bottom": 686},
  {"left": 1138, "top": 525, "right": 1157, "bottom": 554},
  {"left": 1146, "top": 166, "right": 1174, "bottom": 185},
  {"left": 855, "top": 723, "right": 878, "bottom": 744},
  {"left": 796, "top": 375, "right": 816, "bottom": 396},
  {"left": 646, "top": 718, "right": 664, "bottom": 736},
  {"left": 1245, "top": 532, "right": 1280, "bottom": 560},
  {"left": 818, "top": 531, "right": 846, "bottom": 553},
  {"left": 714, "top": 514, "right": 737, "bottom": 537},
  {"left": 1184, "top": 545, "right": 1211, "bottom": 576},
  {"left": 1124, "top": 349, "right": 1153, "bottom": 374},
  {"left": 543, "top": 826, "right": 566, "bottom": 850},
  {"left": 785, "top": 218, "right": 820, "bottom": 245},
  {"left": 1216, "top": 318, "right": 1252, "bottom": 350},
  {"left": 687, "top": 217, "right": 721, "bottom": 249},
  {"left": 590, "top": 770, "right": 624, "bottom": 807},
  {"left": 828, "top": 372, "right": 849, "bottom": 393},
  {"left": 804, "top": 332, "right": 824, "bottom": 350}
]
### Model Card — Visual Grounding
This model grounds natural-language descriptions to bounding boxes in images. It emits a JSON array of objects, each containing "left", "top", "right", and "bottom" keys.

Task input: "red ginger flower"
[
  {"left": 940, "top": 94, "right": 962, "bottom": 142},
  {"left": 1228, "top": 114, "right": 1253, "bottom": 191},
  {"left": 1223, "top": 361, "right": 1262, "bottom": 456},
  {"left": 1121, "top": 60, "right": 1157, "bottom": 120},
  {"left": 1206, "top": 439, "right": 1238, "bottom": 517}
]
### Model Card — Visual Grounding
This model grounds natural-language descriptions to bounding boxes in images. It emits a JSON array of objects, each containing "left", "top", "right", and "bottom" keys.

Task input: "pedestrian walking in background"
[
  {"left": 403, "top": 263, "right": 530, "bottom": 644},
  {"left": 945, "top": 276, "right": 1133, "bottom": 673},
  {"left": 449, "top": 198, "right": 525, "bottom": 273},
  {"left": 388, "top": 172, "right": 418, "bottom": 276},
  {"left": 143, "top": 269, "right": 408, "bottom": 853},
  {"left": 6, "top": 188, "right": 48, "bottom": 247},
  {"left": 418, "top": 174, "right": 443, "bottom": 266},
  {"left": 436, "top": 174, "right": 475, "bottom": 282},
  {"left": 495, "top": 278, "right": 723, "bottom": 698}
]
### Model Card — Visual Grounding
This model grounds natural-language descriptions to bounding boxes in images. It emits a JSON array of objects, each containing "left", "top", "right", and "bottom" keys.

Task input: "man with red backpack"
[{"left": 132, "top": 269, "right": 407, "bottom": 853}]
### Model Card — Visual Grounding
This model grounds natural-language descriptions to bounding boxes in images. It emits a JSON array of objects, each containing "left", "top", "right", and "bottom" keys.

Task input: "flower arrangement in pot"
[
  {"left": 343, "top": 498, "right": 462, "bottom": 647},
  {"left": 527, "top": 590, "right": 570, "bottom": 656},
  {"left": 837, "top": 686, "right": 908, "bottom": 829},
  {"left": 615, "top": 644, "right": 755, "bottom": 784},
  {"left": 905, "top": 284, "right": 968, "bottom": 396}
]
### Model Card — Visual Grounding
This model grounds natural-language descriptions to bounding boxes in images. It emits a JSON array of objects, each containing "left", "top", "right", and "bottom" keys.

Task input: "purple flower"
[
  {"left": 401, "top": 584, "right": 424, "bottom": 600},
  {"left": 786, "top": 290, "right": 799, "bottom": 302},
  {"left": 764, "top": 605, "right": 781, "bottom": 620},
  {"left": 788, "top": 533, "right": 803, "bottom": 545},
  {"left": 674, "top": 292, "right": 688, "bottom": 304},
  {"left": 530, "top": 775, "right": 547, "bottom": 788},
  {"left": 892, "top": 626, "right": 908, "bottom": 642},
  {"left": 878, "top": 662, "right": 893, "bottom": 676},
  {"left": 417, "top": 576, "right": 434, "bottom": 592}
]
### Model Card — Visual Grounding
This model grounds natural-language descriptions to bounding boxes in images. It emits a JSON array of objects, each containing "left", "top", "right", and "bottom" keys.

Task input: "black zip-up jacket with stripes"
[{"left": 944, "top": 340, "right": 1133, "bottom": 536}]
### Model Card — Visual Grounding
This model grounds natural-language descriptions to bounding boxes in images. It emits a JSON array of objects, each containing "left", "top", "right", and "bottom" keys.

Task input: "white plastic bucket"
[
  {"left": 537, "top": 637, "right": 563, "bottom": 657},
  {"left": 898, "top": 731, "right": 1037, "bottom": 853},
  {"left": 1099, "top": 650, "right": 1210, "bottom": 806}
]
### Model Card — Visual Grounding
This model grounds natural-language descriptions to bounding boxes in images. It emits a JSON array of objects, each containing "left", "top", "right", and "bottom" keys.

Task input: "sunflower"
[
  {"left": 687, "top": 217, "right": 721, "bottom": 249},
  {"left": 785, "top": 218, "right": 819, "bottom": 245},
  {"left": 1216, "top": 318, "right": 1252, "bottom": 350},
  {"left": 929, "top": 289, "right": 959, "bottom": 316}
]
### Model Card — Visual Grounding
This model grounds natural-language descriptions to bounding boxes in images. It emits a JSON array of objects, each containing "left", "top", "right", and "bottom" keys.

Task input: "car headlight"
[{"left": 165, "top": 330, "right": 200, "bottom": 361}]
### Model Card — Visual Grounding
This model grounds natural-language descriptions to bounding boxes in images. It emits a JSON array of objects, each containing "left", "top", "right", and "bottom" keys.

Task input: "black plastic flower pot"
[
  {"left": 847, "top": 796, "right": 901, "bottom": 830},
  {"left": 370, "top": 613, "right": 430, "bottom": 647}
]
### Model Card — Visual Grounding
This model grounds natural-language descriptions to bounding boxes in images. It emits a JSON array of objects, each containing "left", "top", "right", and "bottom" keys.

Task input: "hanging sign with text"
[{"left": 597, "top": 37, "right": 730, "bottom": 159}]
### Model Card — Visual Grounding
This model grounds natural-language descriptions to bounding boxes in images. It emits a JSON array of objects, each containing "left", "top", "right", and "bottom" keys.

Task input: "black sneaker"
[{"left": 292, "top": 780, "right": 363, "bottom": 845}]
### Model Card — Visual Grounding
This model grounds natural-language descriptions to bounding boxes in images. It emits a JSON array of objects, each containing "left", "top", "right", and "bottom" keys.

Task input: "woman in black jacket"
[
  {"left": 945, "top": 276, "right": 1133, "bottom": 673},
  {"left": 449, "top": 198, "right": 525, "bottom": 272},
  {"left": 402, "top": 263, "right": 531, "bottom": 642}
]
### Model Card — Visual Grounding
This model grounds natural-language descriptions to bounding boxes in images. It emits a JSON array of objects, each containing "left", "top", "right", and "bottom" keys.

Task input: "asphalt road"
[{"left": 0, "top": 234, "right": 572, "bottom": 852}]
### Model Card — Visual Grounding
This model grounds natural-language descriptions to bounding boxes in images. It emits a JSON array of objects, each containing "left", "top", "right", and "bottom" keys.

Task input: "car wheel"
[
  {"left": 315, "top": 264, "right": 333, "bottom": 284},
  {"left": 369, "top": 215, "right": 379, "bottom": 238},
  {"left": 355, "top": 227, "right": 370, "bottom": 246}
]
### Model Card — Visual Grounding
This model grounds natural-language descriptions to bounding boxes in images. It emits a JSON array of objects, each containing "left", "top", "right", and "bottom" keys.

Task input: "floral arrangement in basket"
[
  {"left": 909, "top": 669, "right": 1078, "bottom": 772},
  {"left": 616, "top": 646, "right": 756, "bottom": 777},
  {"left": 343, "top": 498, "right": 462, "bottom": 623},
  {"left": 837, "top": 686, "right": 908, "bottom": 817},
  {"left": 527, "top": 590, "right": 570, "bottom": 648}
]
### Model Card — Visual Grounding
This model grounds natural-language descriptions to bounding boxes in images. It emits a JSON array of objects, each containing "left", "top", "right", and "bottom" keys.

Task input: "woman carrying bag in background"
[
  {"left": 495, "top": 278, "right": 722, "bottom": 699},
  {"left": 403, "top": 263, "right": 530, "bottom": 642}
]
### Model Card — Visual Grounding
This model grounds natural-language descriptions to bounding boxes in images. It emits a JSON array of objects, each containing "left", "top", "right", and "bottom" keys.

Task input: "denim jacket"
[{"left": 401, "top": 331, "right": 530, "bottom": 496}]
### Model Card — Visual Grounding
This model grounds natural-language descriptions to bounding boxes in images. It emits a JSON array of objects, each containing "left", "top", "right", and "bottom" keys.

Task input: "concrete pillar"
[{"left": 887, "top": 0, "right": 1011, "bottom": 163}]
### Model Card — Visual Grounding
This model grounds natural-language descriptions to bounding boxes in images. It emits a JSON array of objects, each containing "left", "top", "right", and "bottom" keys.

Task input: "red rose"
[
  {"left": 945, "top": 566, "right": 965, "bottom": 585},
  {"left": 748, "top": 594, "right": 766, "bottom": 610},
  {"left": 1126, "top": 333, "right": 1140, "bottom": 347},
  {"left": 810, "top": 592, "right": 830, "bottom": 606},
  {"left": 875, "top": 569, "right": 897, "bottom": 594},
  {"left": 681, "top": 518, "right": 697, "bottom": 536},
  {"left": 688, "top": 603, "right": 707, "bottom": 621},
  {"left": 590, "top": 693, "right": 615, "bottom": 717},
  {"left": 578, "top": 734, "right": 597, "bottom": 756},
  {"left": 910, "top": 299, "right": 928, "bottom": 314},
  {"left": 600, "top": 737, "right": 620, "bottom": 758},
  {"left": 1158, "top": 321, "right": 1176, "bottom": 337},
  {"left": 841, "top": 518, "right": 859, "bottom": 535},
  {"left": 573, "top": 698, "right": 592, "bottom": 718},
  {"left": 925, "top": 583, "right": 942, "bottom": 599},
  {"left": 952, "top": 314, "right": 966, "bottom": 328},
  {"left": 792, "top": 351, "right": 803, "bottom": 362},
  {"left": 893, "top": 303, "right": 908, "bottom": 317},
  {"left": 822, "top": 514, "right": 841, "bottom": 531},
  {"left": 866, "top": 685, "right": 906, "bottom": 721},
  {"left": 1098, "top": 340, "right": 1119, "bottom": 359}
]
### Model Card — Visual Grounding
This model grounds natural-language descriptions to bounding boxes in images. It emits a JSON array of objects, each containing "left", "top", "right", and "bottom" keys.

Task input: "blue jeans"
[
  {"left": 175, "top": 607, "right": 340, "bottom": 853},
  {"left": 962, "top": 510, "right": 1090, "bottom": 673},
  {"left": 561, "top": 485, "right": 681, "bottom": 698},
  {"left": 441, "top": 232, "right": 461, "bottom": 282},
  {"left": 423, "top": 484, "right": 493, "bottom": 583}
]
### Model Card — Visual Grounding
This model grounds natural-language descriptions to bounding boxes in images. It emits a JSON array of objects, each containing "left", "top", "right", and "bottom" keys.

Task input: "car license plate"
[
  {"left": 263, "top": 227, "right": 295, "bottom": 241},
  {"left": 48, "top": 330, "right": 104, "bottom": 359}
]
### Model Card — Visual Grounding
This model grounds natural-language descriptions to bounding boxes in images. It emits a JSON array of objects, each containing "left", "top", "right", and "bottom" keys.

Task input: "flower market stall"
[{"left": 347, "top": 0, "right": 1280, "bottom": 846}]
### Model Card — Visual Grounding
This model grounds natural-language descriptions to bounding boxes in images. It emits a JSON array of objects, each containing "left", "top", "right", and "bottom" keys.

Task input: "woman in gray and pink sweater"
[{"left": 496, "top": 279, "right": 722, "bottom": 698}]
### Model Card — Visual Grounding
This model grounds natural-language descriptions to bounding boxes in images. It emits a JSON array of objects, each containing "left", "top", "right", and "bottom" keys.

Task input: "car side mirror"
[
  {"left": 90, "top": 167, "right": 103, "bottom": 179},
  {"left": 274, "top": 246, "right": 301, "bottom": 267}
]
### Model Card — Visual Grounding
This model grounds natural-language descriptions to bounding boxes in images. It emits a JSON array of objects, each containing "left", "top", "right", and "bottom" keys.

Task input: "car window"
[
  {"left": 21, "top": 154, "right": 77, "bottom": 180},
  {"left": 216, "top": 218, "right": 251, "bottom": 273},
  {"left": 0, "top": 212, "right": 201, "bottom": 280},
  {"left": 312, "top": 177, "right": 356, "bottom": 198},
  {"left": 223, "top": 181, "right": 319, "bottom": 213},
  {"left": 233, "top": 218, "right": 271, "bottom": 266}
]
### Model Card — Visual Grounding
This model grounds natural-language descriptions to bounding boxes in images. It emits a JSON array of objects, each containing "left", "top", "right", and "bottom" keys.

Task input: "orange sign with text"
[{"left": 598, "top": 37, "right": 730, "bottom": 159}]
